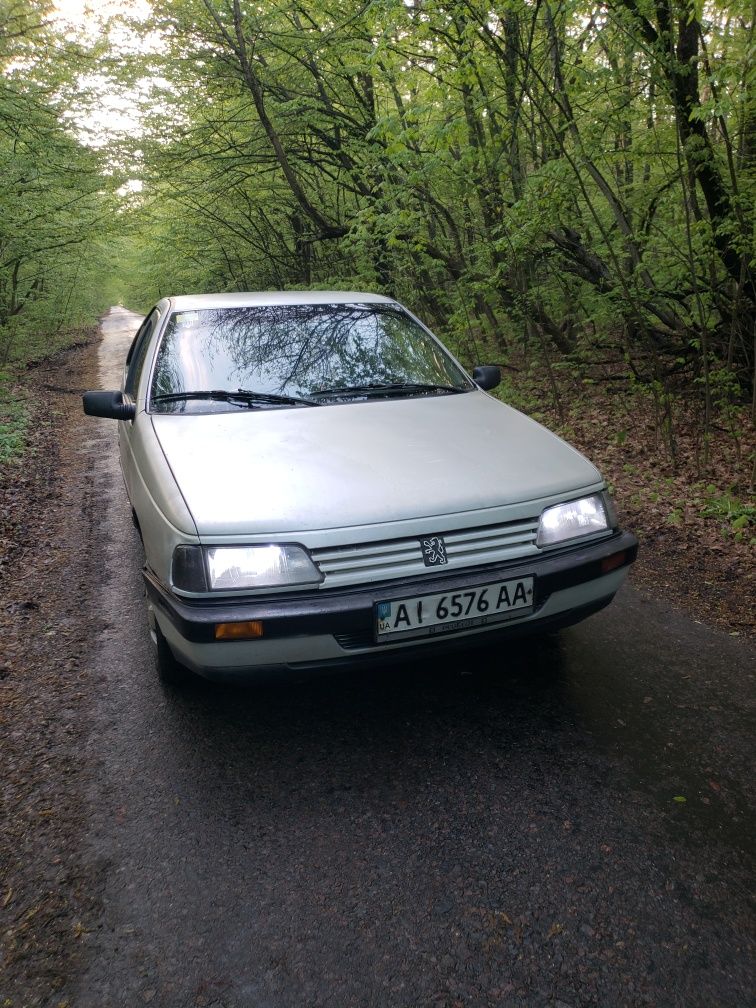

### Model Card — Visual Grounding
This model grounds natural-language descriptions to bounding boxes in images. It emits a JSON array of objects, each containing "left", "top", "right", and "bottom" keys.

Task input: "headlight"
[
  {"left": 537, "top": 493, "right": 613, "bottom": 547},
  {"left": 172, "top": 544, "right": 322, "bottom": 592},
  {"left": 206, "top": 544, "right": 322, "bottom": 590}
]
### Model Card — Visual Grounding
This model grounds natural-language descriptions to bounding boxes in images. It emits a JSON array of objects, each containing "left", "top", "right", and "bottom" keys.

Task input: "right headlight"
[
  {"left": 537, "top": 493, "right": 615, "bottom": 548},
  {"left": 172, "top": 543, "right": 322, "bottom": 592}
]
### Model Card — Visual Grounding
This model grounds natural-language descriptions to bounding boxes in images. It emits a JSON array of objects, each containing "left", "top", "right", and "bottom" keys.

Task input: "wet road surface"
[{"left": 68, "top": 309, "right": 754, "bottom": 1006}]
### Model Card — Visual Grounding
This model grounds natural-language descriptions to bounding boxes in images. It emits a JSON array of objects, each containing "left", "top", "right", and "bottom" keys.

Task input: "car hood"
[{"left": 150, "top": 392, "right": 602, "bottom": 535}]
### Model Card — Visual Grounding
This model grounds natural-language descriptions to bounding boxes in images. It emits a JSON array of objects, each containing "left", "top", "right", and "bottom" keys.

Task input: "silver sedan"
[{"left": 83, "top": 291, "right": 637, "bottom": 685}]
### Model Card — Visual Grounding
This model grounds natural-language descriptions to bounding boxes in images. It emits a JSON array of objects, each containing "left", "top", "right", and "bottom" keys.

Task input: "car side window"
[{"left": 125, "top": 310, "right": 159, "bottom": 398}]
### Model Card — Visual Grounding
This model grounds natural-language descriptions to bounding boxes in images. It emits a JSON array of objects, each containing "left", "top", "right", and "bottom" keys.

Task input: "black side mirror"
[
  {"left": 82, "top": 390, "right": 136, "bottom": 421},
  {"left": 472, "top": 365, "right": 501, "bottom": 391}
]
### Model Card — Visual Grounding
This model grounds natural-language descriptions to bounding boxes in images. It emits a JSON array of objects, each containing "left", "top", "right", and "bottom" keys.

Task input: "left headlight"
[
  {"left": 172, "top": 544, "right": 323, "bottom": 592},
  {"left": 207, "top": 544, "right": 323, "bottom": 590},
  {"left": 537, "top": 493, "right": 615, "bottom": 548}
]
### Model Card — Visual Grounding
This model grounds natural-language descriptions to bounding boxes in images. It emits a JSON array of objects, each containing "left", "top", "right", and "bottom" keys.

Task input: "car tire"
[{"left": 154, "top": 622, "right": 193, "bottom": 687}]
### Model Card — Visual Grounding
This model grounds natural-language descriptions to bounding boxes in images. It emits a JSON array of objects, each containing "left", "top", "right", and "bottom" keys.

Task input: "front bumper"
[{"left": 144, "top": 530, "right": 637, "bottom": 679}]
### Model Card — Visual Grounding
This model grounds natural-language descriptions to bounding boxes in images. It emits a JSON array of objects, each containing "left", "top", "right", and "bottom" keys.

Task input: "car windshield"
[{"left": 149, "top": 302, "right": 472, "bottom": 412}]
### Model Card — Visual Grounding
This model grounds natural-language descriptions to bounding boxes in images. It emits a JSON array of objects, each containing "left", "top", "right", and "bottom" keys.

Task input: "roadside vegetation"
[
  {"left": 121, "top": 0, "right": 754, "bottom": 438},
  {"left": 496, "top": 362, "right": 753, "bottom": 632},
  {"left": 0, "top": 0, "right": 753, "bottom": 608},
  {"left": 0, "top": 1, "right": 122, "bottom": 458}
]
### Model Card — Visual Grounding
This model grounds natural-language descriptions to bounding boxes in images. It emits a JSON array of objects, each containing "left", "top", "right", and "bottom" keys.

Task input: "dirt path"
[{"left": 0, "top": 313, "right": 138, "bottom": 1004}]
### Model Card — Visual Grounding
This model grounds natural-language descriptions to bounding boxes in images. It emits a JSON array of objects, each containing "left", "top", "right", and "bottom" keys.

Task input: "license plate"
[{"left": 375, "top": 576, "right": 534, "bottom": 642}]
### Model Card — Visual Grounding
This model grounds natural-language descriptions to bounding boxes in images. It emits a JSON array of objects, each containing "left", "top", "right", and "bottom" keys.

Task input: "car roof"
[{"left": 166, "top": 291, "right": 397, "bottom": 311}]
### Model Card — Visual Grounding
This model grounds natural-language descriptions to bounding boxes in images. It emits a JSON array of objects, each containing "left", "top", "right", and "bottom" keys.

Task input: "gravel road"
[{"left": 2, "top": 308, "right": 754, "bottom": 1008}]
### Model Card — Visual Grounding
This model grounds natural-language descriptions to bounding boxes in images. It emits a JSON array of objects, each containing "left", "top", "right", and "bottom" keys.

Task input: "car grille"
[{"left": 311, "top": 518, "right": 540, "bottom": 590}]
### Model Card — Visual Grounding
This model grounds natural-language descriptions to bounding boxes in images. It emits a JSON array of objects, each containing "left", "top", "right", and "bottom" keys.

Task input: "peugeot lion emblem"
[{"left": 420, "top": 536, "right": 448, "bottom": 567}]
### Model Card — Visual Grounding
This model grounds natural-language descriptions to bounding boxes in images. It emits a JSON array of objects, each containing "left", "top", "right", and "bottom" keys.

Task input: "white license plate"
[{"left": 375, "top": 576, "right": 534, "bottom": 642}]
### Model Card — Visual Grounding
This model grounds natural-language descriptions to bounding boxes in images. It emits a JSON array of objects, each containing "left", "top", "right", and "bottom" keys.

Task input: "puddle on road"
[
  {"left": 92, "top": 305, "right": 145, "bottom": 565},
  {"left": 97, "top": 306, "right": 143, "bottom": 389}
]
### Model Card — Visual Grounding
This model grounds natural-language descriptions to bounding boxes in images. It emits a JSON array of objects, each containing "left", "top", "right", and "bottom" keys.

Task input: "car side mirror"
[
  {"left": 82, "top": 390, "right": 136, "bottom": 421},
  {"left": 472, "top": 365, "right": 501, "bottom": 391}
]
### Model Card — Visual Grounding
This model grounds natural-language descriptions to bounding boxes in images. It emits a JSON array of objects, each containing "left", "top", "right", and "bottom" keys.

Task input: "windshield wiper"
[
  {"left": 312, "top": 382, "right": 466, "bottom": 399},
  {"left": 152, "top": 389, "right": 320, "bottom": 407}
]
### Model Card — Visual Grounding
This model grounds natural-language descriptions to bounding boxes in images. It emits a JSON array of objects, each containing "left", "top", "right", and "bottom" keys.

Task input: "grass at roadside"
[
  {"left": 1, "top": 318, "right": 102, "bottom": 372},
  {"left": 0, "top": 323, "right": 100, "bottom": 464},
  {"left": 0, "top": 374, "right": 29, "bottom": 464}
]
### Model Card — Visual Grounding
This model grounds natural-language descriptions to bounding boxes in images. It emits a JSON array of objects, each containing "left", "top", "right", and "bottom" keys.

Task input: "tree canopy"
[
  {"left": 1, "top": 0, "right": 753, "bottom": 434},
  {"left": 118, "top": 0, "right": 753, "bottom": 397},
  {"left": 0, "top": 0, "right": 119, "bottom": 367}
]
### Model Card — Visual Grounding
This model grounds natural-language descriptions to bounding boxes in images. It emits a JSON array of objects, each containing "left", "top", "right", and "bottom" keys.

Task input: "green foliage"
[
  {"left": 490, "top": 371, "right": 543, "bottom": 420},
  {"left": 106, "top": 0, "right": 753, "bottom": 435},
  {"left": 0, "top": 0, "right": 120, "bottom": 371},
  {"left": 0, "top": 375, "right": 28, "bottom": 463},
  {"left": 700, "top": 487, "right": 756, "bottom": 537},
  {"left": 3, "top": 0, "right": 755, "bottom": 477}
]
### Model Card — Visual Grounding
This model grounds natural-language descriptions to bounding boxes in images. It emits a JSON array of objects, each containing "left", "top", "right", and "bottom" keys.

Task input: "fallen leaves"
[{"left": 517, "top": 370, "right": 755, "bottom": 639}]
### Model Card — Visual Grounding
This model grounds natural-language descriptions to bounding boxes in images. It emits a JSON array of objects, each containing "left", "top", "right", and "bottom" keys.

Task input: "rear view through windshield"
[{"left": 149, "top": 303, "right": 471, "bottom": 411}]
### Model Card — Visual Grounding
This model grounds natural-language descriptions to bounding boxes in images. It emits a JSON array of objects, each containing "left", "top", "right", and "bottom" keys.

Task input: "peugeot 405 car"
[{"left": 83, "top": 291, "right": 637, "bottom": 685}]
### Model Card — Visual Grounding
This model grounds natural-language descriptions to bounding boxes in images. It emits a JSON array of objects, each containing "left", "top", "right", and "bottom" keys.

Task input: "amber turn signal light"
[
  {"left": 214, "top": 620, "right": 264, "bottom": 640},
  {"left": 600, "top": 550, "right": 626, "bottom": 574}
]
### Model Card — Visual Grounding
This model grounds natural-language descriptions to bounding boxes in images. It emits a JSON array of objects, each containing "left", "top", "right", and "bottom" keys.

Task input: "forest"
[{"left": 0, "top": 0, "right": 753, "bottom": 489}]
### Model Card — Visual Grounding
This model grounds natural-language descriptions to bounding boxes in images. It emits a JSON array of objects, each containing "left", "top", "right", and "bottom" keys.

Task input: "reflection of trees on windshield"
[
  {"left": 218, "top": 304, "right": 383, "bottom": 392},
  {"left": 150, "top": 303, "right": 468, "bottom": 408},
  {"left": 151, "top": 337, "right": 185, "bottom": 401}
]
